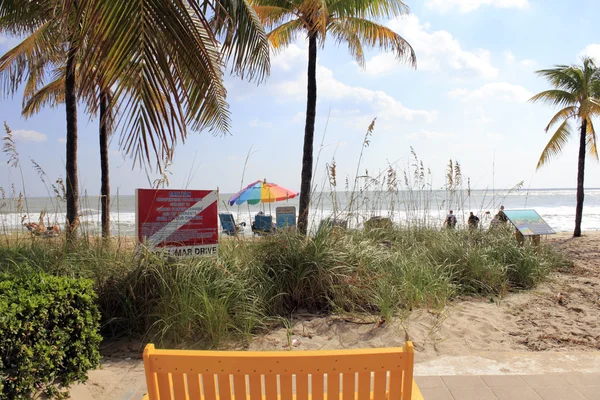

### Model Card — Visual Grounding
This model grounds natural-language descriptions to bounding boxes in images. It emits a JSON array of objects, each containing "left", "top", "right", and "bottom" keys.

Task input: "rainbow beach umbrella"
[{"left": 228, "top": 180, "right": 297, "bottom": 206}]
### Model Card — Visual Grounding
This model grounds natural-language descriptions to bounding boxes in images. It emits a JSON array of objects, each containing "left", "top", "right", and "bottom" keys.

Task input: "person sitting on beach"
[
  {"left": 468, "top": 212, "right": 480, "bottom": 229},
  {"left": 444, "top": 210, "right": 457, "bottom": 229},
  {"left": 495, "top": 205, "right": 508, "bottom": 223}
]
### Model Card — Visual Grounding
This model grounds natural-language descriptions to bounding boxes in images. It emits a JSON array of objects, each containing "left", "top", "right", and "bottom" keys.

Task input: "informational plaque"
[
  {"left": 503, "top": 209, "right": 555, "bottom": 236},
  {"left": 136, "top": 189, "right": 218, "bottom": 257},
  {"left": 276, "top": 206, "right": 296, "bottom": 228}
]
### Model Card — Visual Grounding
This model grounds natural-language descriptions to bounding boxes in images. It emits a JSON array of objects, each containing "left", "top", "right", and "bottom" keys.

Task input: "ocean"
[{"left": 1, "top": 188, "right": 600, "bottom": 236}]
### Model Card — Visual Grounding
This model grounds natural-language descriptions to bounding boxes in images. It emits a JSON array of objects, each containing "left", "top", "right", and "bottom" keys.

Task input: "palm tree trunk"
[
  {"left": 297, "top": 34, "right": 318, "bottom": 235},
  {"left": 99, "top": 90, "right": 110, "bottom": 239},
  {"left": 65, "top": 40, "right": 79, "bottom": 240},
  {"left": 574, "top": 118, "right": 587, "bottom": 237}
]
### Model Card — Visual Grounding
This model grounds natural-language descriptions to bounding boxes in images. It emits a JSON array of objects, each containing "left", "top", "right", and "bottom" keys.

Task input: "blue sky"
[{"left": 1, "top": 0, "right": 600, "bottom": 196}]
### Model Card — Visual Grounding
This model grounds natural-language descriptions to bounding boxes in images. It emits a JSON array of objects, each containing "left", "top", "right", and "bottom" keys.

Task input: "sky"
[{"left": 1, "top": 0, "right": 600, "bottom": 196}]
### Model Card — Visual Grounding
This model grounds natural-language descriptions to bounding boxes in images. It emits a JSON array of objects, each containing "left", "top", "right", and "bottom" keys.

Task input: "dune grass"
[{"left": 0, "top": 225, "right": 566, "bottom": 349}]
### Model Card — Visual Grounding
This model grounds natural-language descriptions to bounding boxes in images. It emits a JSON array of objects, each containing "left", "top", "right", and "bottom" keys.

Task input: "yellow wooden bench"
[{"left": 142, "top": 341, "right": 423, "bottom": 399}]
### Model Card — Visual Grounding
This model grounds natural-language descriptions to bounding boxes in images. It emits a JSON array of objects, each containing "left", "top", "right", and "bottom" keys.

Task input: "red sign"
[{"left": 136, "top": 189, "right": 218, "bottom": 257}]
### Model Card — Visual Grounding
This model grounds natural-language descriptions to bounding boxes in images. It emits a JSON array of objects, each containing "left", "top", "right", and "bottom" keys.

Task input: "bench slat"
[
  {"left": 171, "top": 373, "right": 186, "bottom": 400},
  {"left": 157, "top": 373, "right": 172, "bottom": 400},
  {"left": 342, "top": 373, "right": 354, "bottom": 400},
  {"left": 248, "top": 374, "right": 262, "bottom": 400},
  {"left": 264, "top": 375, "right": 278, "bottom": 399},
  {"left": 233, "top": 374, "right": 246, "bottom": 400},
  {"left": 146, "top": 351, "right": 407, "bottom": 375},
  {"left": 358, "top": 372, "right": 370, "bottom": 399},
  {"left": 373, "top": 371, "right": 386, "bottom": 400},
  {"left": 328, "top": 373, "right": 340, "bottom": 400},
  {"left": 203, "top": 374, "right": 217, "bottom": 400},
  {"left": 217, "top": 374, "right": 232, "bottom": 400},
  {"left": 388, "top": 370, "right": 401, "bottom": 399},
  {"left": 296, "top": 373, "right": 309, "bottom": 400},
  {"left": 311, "top": 374, "right": 324, "bottom": 400},
  {"left": 187, "top": 373, "right": 201, "bottom": 400},
  {"left": 280, "top": 374, "right": 293, "bottom": 400}
]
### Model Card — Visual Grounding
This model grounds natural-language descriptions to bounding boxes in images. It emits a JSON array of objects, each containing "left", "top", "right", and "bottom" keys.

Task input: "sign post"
[{"left": 136, "top": 189, "right": 218, "bottom": 257}]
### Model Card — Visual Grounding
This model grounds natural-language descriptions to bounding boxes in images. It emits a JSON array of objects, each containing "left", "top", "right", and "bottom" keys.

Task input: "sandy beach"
[{"left": 70, "top": 231, "right": 600, "bottom": 399}]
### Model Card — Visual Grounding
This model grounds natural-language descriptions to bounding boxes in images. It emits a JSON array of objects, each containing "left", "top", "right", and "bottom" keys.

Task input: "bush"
[{"left": 0, "top": 273, "right": 102, "bottom": 399}]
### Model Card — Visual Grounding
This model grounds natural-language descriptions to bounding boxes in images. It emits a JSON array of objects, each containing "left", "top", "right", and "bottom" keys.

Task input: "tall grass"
[{"left": 0, "top": 225, "right": 566, "bottom": 349}]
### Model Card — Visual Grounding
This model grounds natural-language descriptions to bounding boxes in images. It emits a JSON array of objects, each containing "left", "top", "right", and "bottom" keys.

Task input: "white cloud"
[
  {"left": 504, "top": 50, "right": 515, "bottom": 64},
  {"left": 520, "top": 59, "right": 537, "bottom": 68},
  {"left": 579, "top": 44, "right": 600, "bottom": 63},
  {"left": 276, "top": 64, "right": 437, "bottom": 123},
  {"left": 408, "top": 129, "right": 454, "bottom": 139},
  {"left": 426, "top": 0, "right": 529, "bottom": 13},
  {"left": 57, "top": 137, "right": 66, "bottom": 144},
  {"left": 12, "top": 129, "right": 47, "bottom": 143},
  {"left": 449, "top": 82, "right": 533, "bottom": 103},
  {"left": 271, "top": 43, "right": 307, "bottom": 71},
  {"left": 248, "top": 119, "right": 273, "bottom": 128},
  {"left": 486, "top": 133, "right": 505, "bottom": 141},
  {"left": 365, "top": 16, "right": 498, "bottom": 79}
]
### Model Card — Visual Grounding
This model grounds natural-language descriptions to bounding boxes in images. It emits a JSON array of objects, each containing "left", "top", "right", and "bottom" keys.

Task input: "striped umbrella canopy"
[{"left": 228, "top": 180, "right": 297, "bottom": 206}]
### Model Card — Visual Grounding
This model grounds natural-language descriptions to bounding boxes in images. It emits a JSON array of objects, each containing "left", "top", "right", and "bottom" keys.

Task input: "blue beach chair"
[
  {"left": 219, "top": 213, "right": 245, "bottom": 236},
  {"left": 276, "top": 206, "right": 296, "bottom": 229},
  {"left": 252, "top": 214, "right": 273, "bottom": 236}
]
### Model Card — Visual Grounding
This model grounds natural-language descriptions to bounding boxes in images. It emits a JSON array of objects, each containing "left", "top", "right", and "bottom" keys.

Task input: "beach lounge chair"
[
  {"left": 142, "top": 341, "right": 423, "bottom": 399},
  {"left": 219, "top": 213, "right": 245, "bottom": 236},
  {"left": 276, "top": 206, "right": 296, "bottom": 229},
  {"left": 252, "top": 214, "right": 273, "bottom": 236}
]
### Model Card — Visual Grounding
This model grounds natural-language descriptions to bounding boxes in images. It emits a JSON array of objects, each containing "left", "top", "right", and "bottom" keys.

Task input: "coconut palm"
[
  {"left": 1, "top": 0, "right": 269, "bottom": 238},
  {"left": 530, "top": 57, "right": 600, "bottom": 237},
  {"left": 251, "top": 0, "right": 416, "bottom": 234},
  {"left": 21, "top": 69, "right": 116, "bottom": 239}
]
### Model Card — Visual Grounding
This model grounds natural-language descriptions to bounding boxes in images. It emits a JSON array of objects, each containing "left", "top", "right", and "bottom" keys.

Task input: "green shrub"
[{"left": 0, "top": 273, "right": 102, "bottom": 399}]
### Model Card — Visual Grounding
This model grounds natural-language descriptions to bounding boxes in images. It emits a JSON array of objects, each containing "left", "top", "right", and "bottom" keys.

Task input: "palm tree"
[
  {"left": 22, "top": 73, "right": 115, "bottom": 239},
  {"left": 251, "top": 0, "right": 416, "bottom": 234},
  {"left": 530, "top": 57, "right": 600, "bottom": 237},
  {"left": 1, "top": 0, "right": 270, "bottom": 239}
]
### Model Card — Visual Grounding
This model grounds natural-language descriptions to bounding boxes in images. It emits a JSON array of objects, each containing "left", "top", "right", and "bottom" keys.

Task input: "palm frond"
[
  {"left": 252, "top": 5, "right": 296, "bottom": 28},
  {"left": 328, "top": 0, "right": 410, "bottom": 20},
  {"left": 586, "top": 117, "right": 598, "bottom": 161},
  {"left": 213, "top": 0, "right": 271, "bottom": 82},
  {"left": 331, "top": 17, "right": 415, "bottom": 67},
  {"left": 327, "top": 19, "right": 364, "bottom": 66},
  {"left": 537, "top": 119, "right": 572, "bottom": 169},
  {"left": 73, "top": 0, "right": 231, "bottom": 170},
  {"left": 266, "top": 19, "right": 304, "bottom": 51},
  {"left": 544, "top": 105, "right": 576, "bottom": 132},
  {"left": 529, "top": 89, "right": 577, "bottom": 108},
  {"left": 22, "top": 74, "right": 65, "bottom": 117}
]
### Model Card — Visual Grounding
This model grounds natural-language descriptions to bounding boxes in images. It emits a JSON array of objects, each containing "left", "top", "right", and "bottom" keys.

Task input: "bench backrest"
[{"left": 143, "top": 342, "right": 415, "bottom": 400}]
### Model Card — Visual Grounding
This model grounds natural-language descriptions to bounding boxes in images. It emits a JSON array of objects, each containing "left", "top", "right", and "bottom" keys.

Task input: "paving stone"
[
  {"left": 449, "top": 387, "right": 498, "bottom": 400},
  {"left": 534, "top": 386, "right": 587, "bottom": 400},
  {"left": 442, "top": 376, "right": 487, "bottom": 389},
  {"left": 415, "top": 376, "right": 446, "bottom": 389},
  {"left": 492, "top": 387, "right": 543, "bottom": 400},
  {"left": 576, "top": 386, "right": 600, "bottom": 400},
  {"left": 520, "top": 375, "right": 570, "bottom": 388},
  {"left": 562, "top": 374, "right": 600, "bottom": 388},
  {"left": 420, "top": 387, "right": 454, "bottom": 400},
  {"left": 482, "top": 375, "right": 528, "bottom": 388}
]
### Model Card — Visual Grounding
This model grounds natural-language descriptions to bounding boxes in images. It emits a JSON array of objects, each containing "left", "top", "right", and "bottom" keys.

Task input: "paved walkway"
[{"left": 416, "top": 374, "right": 600, "bottom": 400}]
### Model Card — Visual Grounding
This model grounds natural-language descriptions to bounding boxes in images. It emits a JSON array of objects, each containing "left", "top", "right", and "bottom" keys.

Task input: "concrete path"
[{"left": 416, "top": 374, "right": 600, "bottom": 399}]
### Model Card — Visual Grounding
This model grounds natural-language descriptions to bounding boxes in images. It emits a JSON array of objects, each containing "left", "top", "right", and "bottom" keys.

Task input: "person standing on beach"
[
  {"left": 444, "top": 210, "right": 457, "bottom": 229},
  {"left": 468, "top": 212, "right": 480, "bottom": 229},
  {"left": 495, "top": 206, "right": 508, "bottom": 223}
]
